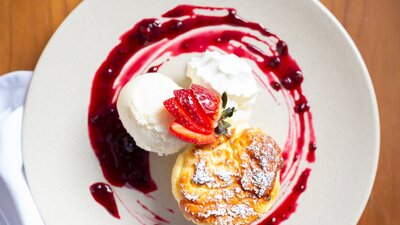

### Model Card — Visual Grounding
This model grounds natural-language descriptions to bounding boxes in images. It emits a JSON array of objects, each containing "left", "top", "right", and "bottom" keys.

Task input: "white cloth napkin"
[{"left": 0, "top": 71, "right": 44, "bottom": 225}]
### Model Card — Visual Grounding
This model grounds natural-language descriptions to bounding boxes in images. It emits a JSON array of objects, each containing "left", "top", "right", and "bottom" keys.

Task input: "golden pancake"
[{"left": 172, "top": 127, "right": 283, "bottom": 225}]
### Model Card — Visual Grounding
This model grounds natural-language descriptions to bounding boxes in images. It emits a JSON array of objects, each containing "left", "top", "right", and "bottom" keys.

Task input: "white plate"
[{"left": 23, "top": 0, "right": 379, "bottom": 225}]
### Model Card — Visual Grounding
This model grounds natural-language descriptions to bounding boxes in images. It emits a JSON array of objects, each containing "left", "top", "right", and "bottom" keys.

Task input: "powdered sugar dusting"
[
  {"left": 241, "top": 168, "right": 275, "bottom": 197},
  {"left": 198, "top": 204, "right": 228, "bottom": 218},
  {"left": 240, "top": 133, "right": 283, "bottom": 197},
  {"left": 214, "top": 170, "right": 238, "bottom": 187},
  {"left": 197, "top": 203, "right": 257, "bottom": 225},
  {"left": 180, "top": 184, "right": 199, "bottom": 202},
  {"left": 222, "top": 189, "right": 235, "bottom": 201},
  {"left": 228, "top": 203, "right": 256, "bottom": 219},
  {"left": 192, "top": 159, "right": 215, "bottom": 186},
  {"left": 178, "top": 128, "right": 283, "bottom": 225}
]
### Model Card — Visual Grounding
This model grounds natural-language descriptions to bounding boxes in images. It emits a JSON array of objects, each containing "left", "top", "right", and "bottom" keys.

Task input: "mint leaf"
[
  {"left": 214, "top": 120, "right": 232, "bottom": 135},
  {"left": 222, "top": 92, "right": 227, "bottom": 109},
  {"left": 214, "top": 94, "right": 236, "bottom": 136},
  {"left": 221, "top": 107, "right": 236, "bottom": 119},
  {"left": 215, "top": 121, "right": 227, "bottom": 135}
]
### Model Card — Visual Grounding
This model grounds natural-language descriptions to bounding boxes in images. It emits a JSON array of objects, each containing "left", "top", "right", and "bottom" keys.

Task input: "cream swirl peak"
[{"left": 187, "top": 51, "right": 259, "bottom": 124}]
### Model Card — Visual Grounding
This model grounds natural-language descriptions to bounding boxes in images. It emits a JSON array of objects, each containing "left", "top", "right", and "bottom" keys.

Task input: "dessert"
[
  {"left": 115, "top": 54, "right": 284, "bottom": 224},
  {"left": 172, "top": 128, "right": 283, "bottom": 225},
  {"left": 117, "top": 52, "right": 259, "bottom": 149},
  {"left": 114, "top": 51, "right": 283, "bottom": 224},
  {"left": 116, "top": 73, "right": 189, "bottom": 155},
  {"left": 88, "top": 5, "right": 316, "bottom": 225}
]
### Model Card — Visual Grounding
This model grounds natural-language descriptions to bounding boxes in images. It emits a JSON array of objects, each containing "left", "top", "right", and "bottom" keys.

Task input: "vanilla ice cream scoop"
[
  {"left": 117, "top": 73, "right": 189, "bottom": 155},
  {"left": 186, "top": 51, "right": 259, "bottom": 124}
]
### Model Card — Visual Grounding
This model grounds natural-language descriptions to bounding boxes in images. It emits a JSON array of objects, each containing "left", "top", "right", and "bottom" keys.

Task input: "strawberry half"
[
  {"left": 163, "top": 85, "right": 222, "bottom": 145},
  {"left": 173, "top": 89, "right": 213, "bottom": 130},
  {"left": 169, "top": 122, "right": 216, "bottom": 144},
  {"left": 163, "top": 98, "right": 212, "bottom": 135},
  {"left": 191, "top": 84, "right": 220, "bottom": 120}
]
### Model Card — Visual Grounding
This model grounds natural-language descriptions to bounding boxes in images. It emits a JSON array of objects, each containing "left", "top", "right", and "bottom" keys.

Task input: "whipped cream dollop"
[
  {"left": 186, "top": 51, "right": 259, "bottom": 124},
  {"left": 117, "top": 73, "right": 189, "bottom": 155}
]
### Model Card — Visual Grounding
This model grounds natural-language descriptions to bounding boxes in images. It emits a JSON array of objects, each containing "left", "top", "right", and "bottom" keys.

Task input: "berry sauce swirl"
[{"left": 88, "top": 5, "right": 316, "bottom": 224}]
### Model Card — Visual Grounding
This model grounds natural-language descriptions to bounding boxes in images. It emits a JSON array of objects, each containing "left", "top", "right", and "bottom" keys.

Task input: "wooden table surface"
[{"left": 1, "top": 0, "right": 399, "bottom": 224}]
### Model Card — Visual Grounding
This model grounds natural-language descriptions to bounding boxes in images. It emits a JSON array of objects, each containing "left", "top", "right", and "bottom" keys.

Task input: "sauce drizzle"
[{"left": 88, "top": 5, "right": 316, "bottom": 224}]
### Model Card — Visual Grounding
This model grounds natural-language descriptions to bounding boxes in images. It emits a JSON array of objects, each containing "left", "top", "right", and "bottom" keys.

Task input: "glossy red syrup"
[
  {"left": 88, "top": 4, "right": 316, "bottom": 224},
  {"left": 137, "top": 200, "right": 170, "bottom": 223},
  {"left": 260, "top": 169, "right": 311, "bottom": 225},
  {"left": 307, "top": 142, "right": 317, "bottom": 163},
  {"left": 167, "top": 208, "right": 174, "bottom": 213},
  {"left": 90, "top": 183, "right": 120, "bottom": 219}
]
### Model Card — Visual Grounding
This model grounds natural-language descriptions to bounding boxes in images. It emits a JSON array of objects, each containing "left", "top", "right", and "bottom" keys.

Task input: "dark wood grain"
[
  {"left": 0, "top": 0, "right": 81, "bottom": 74},
  {"left": 0, "top": 0, "right": 399, "bottom": 224}
]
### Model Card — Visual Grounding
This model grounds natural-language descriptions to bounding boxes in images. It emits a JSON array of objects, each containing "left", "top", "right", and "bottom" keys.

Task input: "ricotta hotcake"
[{"left": 172, "top": 128, "right": 283, "bottom": 225}]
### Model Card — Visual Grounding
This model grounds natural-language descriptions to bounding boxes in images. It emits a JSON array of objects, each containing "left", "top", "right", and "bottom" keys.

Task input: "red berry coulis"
[{"left": 88, "top": 5, "right": 316, "bottom": 224}]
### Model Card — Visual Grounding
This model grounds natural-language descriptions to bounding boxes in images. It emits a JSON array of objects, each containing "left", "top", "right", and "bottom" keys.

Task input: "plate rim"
[
  {"left": 22, "top": 0, "right": 381, "bottom": 224},
  {"left": 310, "top": 0, "right": 380, "bottom": 223}
]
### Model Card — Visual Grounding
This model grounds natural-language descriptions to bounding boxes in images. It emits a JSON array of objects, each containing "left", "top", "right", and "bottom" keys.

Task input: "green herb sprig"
[{"left": 215, "top": 92, "right": 236, "bottom": 135}]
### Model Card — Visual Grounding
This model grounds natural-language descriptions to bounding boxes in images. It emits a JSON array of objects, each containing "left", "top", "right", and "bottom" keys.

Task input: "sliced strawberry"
[
  {"left": 169, "top": 122, "right": 216, "bottom": 145},
  {"left": 173, "top": 89, "right": 213, "bottom": 130},
  {"left": 163, "top": 98, "right": 212, "bottom": 135},
  {"left": 191, "top": 84, "right": 220, "bottom": 120}
]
